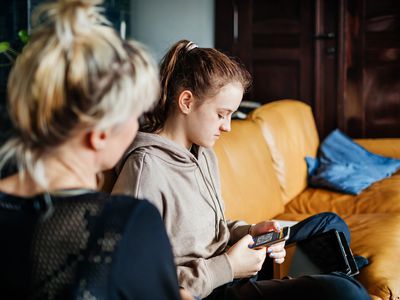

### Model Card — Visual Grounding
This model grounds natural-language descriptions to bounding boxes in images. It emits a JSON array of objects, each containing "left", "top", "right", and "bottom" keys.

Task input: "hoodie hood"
[{"left": 116, "top": 131, "right": 204, "bottom": 174}]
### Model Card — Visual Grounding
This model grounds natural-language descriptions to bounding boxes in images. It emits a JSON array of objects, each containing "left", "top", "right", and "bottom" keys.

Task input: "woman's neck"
[
  {"left": 0, "top": 146, "right": 98, "bottom": 197},
  {"left": 44, "top": 154, "right": 98, "bottom": 191}
]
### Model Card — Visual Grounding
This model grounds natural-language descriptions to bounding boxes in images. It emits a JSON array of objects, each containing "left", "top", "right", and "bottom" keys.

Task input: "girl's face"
[{"left": 186, "top": 82, "right": 244, "bottom": 148}]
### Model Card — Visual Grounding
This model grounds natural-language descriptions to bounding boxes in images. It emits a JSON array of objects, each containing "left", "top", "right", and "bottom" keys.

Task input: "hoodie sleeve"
[
  {"left": 112, "top": 152, "right": 165, "bottom": 216},
  {"left": 177, "top": 253, "right": 233, "bottom": 299},
  {"left": 226, "top": 221, "right": 252, "bottom": 244}
]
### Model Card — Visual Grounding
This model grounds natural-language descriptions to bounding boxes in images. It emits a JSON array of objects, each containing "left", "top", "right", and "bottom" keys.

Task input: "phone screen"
[{"left": 251, "top": 227, "right": 290, "bottom": 248}]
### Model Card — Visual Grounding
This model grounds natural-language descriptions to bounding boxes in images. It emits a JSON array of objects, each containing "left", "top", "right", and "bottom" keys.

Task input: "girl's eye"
[{"left": 218, "top": 114, "right": 225, "bottom": 119}]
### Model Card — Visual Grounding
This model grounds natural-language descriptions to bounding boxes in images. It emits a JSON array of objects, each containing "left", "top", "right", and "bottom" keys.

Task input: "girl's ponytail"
[{"left": 141, "top": 40, "right": 192, "bottom": 133}]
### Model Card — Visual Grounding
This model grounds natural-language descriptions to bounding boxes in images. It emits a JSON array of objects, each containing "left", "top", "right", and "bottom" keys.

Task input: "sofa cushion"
[
  {"left": 355, "top": 138, "right": 400, "bottom": 159},
  {"left": 344, "top": 213, "right": 400, "bottom": 300},
  {"left": 250, "top": 100, "right": 319, "bottom": 204},
  {"left": 214, "top": 120, "right": 284, "bottom": 224},
  {"left": 307, "top": 129, "right": 400, "bottom": 195},
  {"left": 284, "top": 170, "right": 400, "bottom": 215}
]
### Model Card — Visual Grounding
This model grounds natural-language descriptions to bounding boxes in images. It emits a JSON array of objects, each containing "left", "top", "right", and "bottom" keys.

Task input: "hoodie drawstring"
[{"left": 194, "top": 152, "right": 226, "bottom": 239}]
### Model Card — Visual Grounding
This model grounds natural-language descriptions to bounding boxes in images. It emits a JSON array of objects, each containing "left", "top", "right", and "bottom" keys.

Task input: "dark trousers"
[{"left": 205, "top": 212, "right": 370, "bottom": 300}]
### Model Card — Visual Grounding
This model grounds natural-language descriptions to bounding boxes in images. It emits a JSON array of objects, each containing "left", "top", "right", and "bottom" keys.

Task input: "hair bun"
[
  {"left": 32, "top": 0, "right": 108, "bottom": 50},
  {"left": 58, "top": 0, "right": 102, "bottom": 9}
]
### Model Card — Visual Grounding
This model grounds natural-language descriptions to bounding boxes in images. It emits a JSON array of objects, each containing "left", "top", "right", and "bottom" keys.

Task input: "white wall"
[{"left": 130, "top": 0, "right": 214, "bottom": 62}]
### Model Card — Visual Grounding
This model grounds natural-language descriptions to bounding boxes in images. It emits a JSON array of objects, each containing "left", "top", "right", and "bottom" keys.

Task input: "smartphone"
[{"left": 250, "top": 226, "right": 290, "bottom": 249}]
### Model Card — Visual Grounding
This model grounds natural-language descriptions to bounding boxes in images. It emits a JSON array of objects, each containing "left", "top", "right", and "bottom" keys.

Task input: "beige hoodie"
[{"left": 112, "top": 132, "right": 251, "bottom": 298}]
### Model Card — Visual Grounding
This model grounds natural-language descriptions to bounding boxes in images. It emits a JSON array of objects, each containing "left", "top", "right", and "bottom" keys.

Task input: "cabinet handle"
[
  {"left": 326, "top": 47, "right": 336, "bottom": 55},
  {"left": 233, "top": 2, "right": 238, "bottom": 42},
  {"left": 315, "top": 32, "right": 336, "bottom": 40}
]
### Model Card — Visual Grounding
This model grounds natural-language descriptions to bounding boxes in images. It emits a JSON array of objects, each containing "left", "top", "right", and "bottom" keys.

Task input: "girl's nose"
[{"left": 220, "top": 119, "right": 231, "bottom": 132}]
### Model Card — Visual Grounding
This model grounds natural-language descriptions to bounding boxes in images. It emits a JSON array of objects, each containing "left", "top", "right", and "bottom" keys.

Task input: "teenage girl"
[{"left": 113, "top": 40, "right": 370, "bottom": 300}]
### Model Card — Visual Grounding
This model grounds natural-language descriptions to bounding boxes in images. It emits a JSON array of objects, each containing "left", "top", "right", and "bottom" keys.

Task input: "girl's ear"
[
  {"left": 177, "top": 90, "right": 194, "bottom": 115},
  {"left": 86, "top": 129, "right": 110, "bottom": 151}
]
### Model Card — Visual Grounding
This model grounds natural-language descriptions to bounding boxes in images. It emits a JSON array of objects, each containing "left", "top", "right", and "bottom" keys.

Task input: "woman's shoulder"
[
  {"left": 110, "top": 194, "right": 157, "bottom": 210},
  {"left": 72, "top": 193, "right": 170, "bottom": 299},
  {"left": 67, "top": 192, "right": 163, "bottom": 248},
  {"left": 51, "top": 192, "right": 157, "bottom": 222},
  {"left": 98, "top": 193, "right": 157, "bottom": 219}
]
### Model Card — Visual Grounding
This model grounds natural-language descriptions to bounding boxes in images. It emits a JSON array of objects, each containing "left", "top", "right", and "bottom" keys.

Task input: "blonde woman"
[{"left": 0, "top": 0, "right": 185, "bottom": 299}]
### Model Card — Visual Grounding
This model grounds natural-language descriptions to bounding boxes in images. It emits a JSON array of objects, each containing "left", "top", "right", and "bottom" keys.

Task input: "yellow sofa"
[{"left": 213, "top": 99, "right": 400, "bottom": 300}]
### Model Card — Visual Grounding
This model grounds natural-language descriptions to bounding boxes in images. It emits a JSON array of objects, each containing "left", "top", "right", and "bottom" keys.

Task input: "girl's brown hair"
[
  {"left": 0, "top": 0, "right": 159, "bottom": 187},
  {"left": 140, "top": 39, "right": 251, "bottom": 133}
]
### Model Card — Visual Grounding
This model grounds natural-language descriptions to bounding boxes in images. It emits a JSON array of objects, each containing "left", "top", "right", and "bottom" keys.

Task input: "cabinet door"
[
  {"left": 343, "top": 0, "right": 400, "bottom": 138},
  {"left": 216, "top": 0, "right": 315, "bottom": 103},
  {"left": 216, "top": 0, "right": 400, "bottom": 138},
  {"left": 215, "top": 0, "right": 340, "bottom": 138}
]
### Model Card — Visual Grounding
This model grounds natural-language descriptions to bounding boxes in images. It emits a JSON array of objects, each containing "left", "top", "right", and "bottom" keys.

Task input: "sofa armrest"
[{"left": 354, "top": 138, "right": 400, "bottom": 159}]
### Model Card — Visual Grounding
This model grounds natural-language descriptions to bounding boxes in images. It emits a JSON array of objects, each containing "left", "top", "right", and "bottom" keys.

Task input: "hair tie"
[{"left": 186, "top": 41, "right": 198, "bottom": 52}]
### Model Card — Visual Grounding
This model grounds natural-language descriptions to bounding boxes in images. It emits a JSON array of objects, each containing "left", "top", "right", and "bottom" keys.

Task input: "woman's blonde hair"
[{"left": 0, "top": 0, "right": 159, "bottom": 187}]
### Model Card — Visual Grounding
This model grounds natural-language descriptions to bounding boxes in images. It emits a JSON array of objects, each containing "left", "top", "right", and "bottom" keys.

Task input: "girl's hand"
[
  {"left": 249, "top": 221, "right": 286, "bottom": 264},
  {"left": 179, "top": 288, "right": 195, "bottom": 300},
  {"left": 249, "top": 220, "right": 281, "bottom": 236},
  {"left": 226, "top": 234, "right": 267, "bottom": 278},
  {"left": 267, "top": 241, "right": 286, "bottom": 264}
]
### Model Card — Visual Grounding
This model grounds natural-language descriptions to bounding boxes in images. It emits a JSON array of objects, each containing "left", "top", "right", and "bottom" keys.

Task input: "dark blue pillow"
[{"left": 306, "top": 130, "right": 400, "bottom": 195}]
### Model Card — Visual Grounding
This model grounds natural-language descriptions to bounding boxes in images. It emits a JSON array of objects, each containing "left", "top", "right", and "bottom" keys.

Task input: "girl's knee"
[
  {"left": 317, "top": 273, "right": 370, "bottom": 300},
  {"left": 316, "top": 212, "right": 350, "bottom": 242},
  {"left": 318, "top": 212, "right": 343, "bottom": 222}
]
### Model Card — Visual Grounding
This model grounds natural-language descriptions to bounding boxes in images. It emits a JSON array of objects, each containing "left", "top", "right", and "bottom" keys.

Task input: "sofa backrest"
[
  {"left": 249, "top": 100, "right": 319, "bottom": 204},
  {"left": 214, "top": 119, "right": 284, "bottom": 224}
]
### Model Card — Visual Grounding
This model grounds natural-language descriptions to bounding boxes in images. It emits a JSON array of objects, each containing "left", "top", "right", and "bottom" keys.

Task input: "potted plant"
[{"left": 0, "top": 30, "right": 29, "bottom": 67}]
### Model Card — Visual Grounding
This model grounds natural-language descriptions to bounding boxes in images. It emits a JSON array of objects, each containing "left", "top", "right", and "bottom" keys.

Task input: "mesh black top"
[{"left": 0, "top": 191, "right": 180, "bottom": 300}]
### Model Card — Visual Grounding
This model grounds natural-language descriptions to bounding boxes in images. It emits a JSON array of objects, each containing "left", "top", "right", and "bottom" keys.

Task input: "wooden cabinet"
[
  {"left": 343, "top": 0, "right": 400, "bottom": 138},
  {"left": 215, "top": 0, "right": 400, "bottom": 138}
]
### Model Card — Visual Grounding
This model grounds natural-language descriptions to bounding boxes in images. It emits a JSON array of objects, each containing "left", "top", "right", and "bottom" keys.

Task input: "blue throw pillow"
[{"left": 306, "top": 129, "right": 400, "bottom": 195}]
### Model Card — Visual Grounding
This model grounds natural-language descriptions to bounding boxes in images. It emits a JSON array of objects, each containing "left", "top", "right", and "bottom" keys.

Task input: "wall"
[{"left": 130, "top": 0, "right": 214, "bottom": 62}]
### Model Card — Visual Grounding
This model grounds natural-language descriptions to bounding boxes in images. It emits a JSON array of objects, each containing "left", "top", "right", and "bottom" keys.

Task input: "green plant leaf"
[
  {"left": 18, "top": 30, "right": 29, "bottom": 44},
  {"left": 0, "top": 41, "right": 10, "bottom": 53}
]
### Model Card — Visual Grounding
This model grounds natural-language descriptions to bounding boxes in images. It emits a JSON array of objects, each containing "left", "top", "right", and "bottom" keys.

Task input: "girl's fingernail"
[
  {"left": 270, "top": 253, "right": 275, "bottom": 258},
  {"left": 267, "top": 248, "right": 272, "bottom": 253}
]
